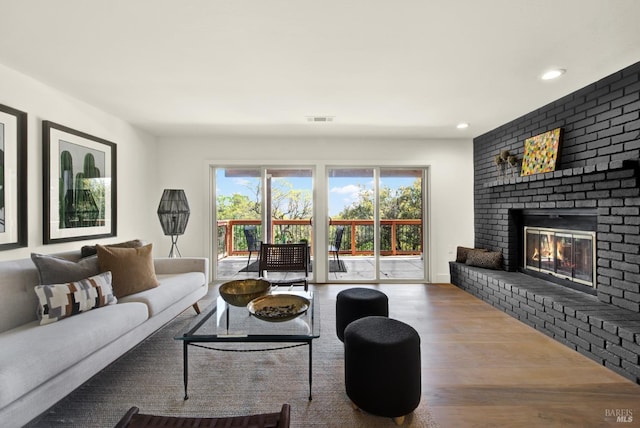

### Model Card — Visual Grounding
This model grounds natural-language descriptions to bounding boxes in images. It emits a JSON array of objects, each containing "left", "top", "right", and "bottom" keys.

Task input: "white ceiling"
[{"left": 1, "top": 0, "right": 640, "bottom": 139}]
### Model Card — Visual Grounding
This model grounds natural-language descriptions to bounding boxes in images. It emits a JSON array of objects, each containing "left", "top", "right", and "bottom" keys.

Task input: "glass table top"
[{"left": 177, "top": 290, "right": 320, "bottom": 342}]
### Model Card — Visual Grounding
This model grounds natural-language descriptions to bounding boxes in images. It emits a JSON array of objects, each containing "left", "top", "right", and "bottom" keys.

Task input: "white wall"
[
  {"left": 0, "top": 62, "right": 475, "bottom": 281},
  {"left": 155, "top": 135, "right": 475, "bottom": 283},
  {"left": 0, "top": 63, "right": 158, "bottom": 261}
]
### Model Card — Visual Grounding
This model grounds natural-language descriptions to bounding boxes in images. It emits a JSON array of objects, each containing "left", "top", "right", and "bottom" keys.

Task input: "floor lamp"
[{"left": 157, "top": 189, "right": 190, "bottom": 257}]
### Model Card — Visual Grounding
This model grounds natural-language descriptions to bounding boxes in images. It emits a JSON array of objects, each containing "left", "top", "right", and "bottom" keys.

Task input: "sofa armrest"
[{"left": 154, "top": 257, "right": 209, "bottom": 284}]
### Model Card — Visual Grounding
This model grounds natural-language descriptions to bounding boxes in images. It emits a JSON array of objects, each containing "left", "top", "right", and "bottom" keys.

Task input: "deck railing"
[{"left": 217, "top": 219, "right": 422, "bottom": 258}]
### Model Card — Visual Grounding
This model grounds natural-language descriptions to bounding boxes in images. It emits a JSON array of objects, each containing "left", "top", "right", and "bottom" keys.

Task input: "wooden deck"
[{"left": 215, "top": 255, "right": 425, "bottom": 282}]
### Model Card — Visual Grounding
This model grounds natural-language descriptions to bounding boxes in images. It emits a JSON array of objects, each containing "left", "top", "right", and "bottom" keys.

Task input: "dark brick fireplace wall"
[
  {"left": 450, "top": 62, "right": 640, "bottom": 383},
  {"left": 474, "top": 61, "right": 640, "bottom": 313}
]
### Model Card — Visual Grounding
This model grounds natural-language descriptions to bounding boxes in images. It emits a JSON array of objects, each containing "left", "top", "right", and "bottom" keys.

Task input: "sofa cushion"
[
  {"left": 31, "top": 253, "right": 100, "bottom": 285},
  {"left": 81, "top": 239, "right": 144, "bottom": 258},
  {"left": 34, "top": 271, "right": 117, "bottom": 325},
  {"left": 0, "top": 258, "right": 42, "bottom": 333},
  {"left": 119, "top": 272, "right": 206, "bottom": 316},
  {"left": 0, "top": 302, "right": 148, "bottom": 409},
  {"left": 97, "top": 244, "right": 159, "bottom": 298}
]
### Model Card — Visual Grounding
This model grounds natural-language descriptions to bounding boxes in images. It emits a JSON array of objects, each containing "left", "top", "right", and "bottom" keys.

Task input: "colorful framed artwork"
[
  {"left": 0, "top": 103, "right": 28, "bottom": 250},
  {"left": 43, "top": 121, "right": 117, "bottom": 244},
  {"left": 520, "top": 128, "right": 562, "bottom": 176}
]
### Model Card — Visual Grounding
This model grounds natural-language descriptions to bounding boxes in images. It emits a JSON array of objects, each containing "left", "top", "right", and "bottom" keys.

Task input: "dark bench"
[{"left": 115, "top": 404, "right": 291, "bottom": 428}]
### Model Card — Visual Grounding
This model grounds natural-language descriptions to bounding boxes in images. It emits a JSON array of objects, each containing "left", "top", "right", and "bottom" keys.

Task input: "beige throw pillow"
[{"left": 96, "top": 243, "right": 159, "bottom": 298}]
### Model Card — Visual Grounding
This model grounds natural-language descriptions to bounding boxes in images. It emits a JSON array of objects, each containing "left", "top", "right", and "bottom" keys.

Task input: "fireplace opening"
[
  {"left": 511, "top": 208, "right": 597, "bottom": 295},
  {"left": 524, "top": 227, "right": 595, "bottom": 287}
]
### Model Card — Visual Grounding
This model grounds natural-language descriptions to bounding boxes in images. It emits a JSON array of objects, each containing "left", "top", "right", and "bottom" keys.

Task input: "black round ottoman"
[
  {"left": 336, "top": 288, "right": 389, "bottom": 342},
  {"left": 344, "top": 316, "right": 421, "bottom": 425}
]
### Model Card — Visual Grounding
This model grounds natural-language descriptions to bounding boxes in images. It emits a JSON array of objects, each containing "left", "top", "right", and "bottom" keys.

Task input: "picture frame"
[
  {"left": 43, "top": 121, "right": 117, "bottom": 244},
  {"left": 0, "top": 103, "right": 28, "bottom": 250},
  {"left": 520, "top": 128, "right": 562, "bottom": 176}
]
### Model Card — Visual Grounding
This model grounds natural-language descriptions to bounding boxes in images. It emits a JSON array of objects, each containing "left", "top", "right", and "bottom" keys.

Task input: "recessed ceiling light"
[
  {"left": 456, "top": 122, "right": 469, "bottom": 129},
  {"left": 541, "top": 68, "right": 566, "bottom": 80}
]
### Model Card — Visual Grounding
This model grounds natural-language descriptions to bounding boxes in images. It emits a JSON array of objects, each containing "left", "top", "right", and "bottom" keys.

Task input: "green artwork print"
[
  {"left": 520, "top": 128, "right": 562, "bottom": 176},
  {"left": 59, "top": 140, "right": 105, "bottom": 229}
]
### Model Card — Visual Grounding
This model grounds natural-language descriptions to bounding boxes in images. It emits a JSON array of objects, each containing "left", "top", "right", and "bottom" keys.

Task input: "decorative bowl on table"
[
  {"left": 219, "top": 279, "right": 271, "bottom": 307},
  {"left": 247, "top": 294, "right": 310, "bottom": 322}
]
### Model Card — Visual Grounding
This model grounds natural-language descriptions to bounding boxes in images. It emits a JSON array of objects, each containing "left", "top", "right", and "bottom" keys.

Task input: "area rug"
[
  {"left": 26, "top": 296, "right": 438, "bottom": 428},
  {"left": 239, "top": 259, "right": 347, "bottom": 273}
]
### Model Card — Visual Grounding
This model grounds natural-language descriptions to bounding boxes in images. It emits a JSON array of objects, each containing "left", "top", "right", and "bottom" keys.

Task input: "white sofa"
[{"left": 0, "top": 251, "right": 209, "bottom": 428}]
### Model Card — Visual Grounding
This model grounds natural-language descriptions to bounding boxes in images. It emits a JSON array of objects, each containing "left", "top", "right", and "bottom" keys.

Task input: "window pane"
[{"left": 328, "top": 168, "right": 375, "bottom": 280}]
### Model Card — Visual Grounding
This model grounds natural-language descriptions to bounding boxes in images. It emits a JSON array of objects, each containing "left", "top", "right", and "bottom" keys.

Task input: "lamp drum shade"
[{"left": 157, "top": 189, "right": 190, "bottom": 236}]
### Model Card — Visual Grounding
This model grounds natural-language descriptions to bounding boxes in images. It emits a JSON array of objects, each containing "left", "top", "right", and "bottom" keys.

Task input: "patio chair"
[
  {"left": 329, "top": 226, "right": 345, "bottom": 263},
  {"left": 114, "top": 403, "right": 291, "bottom": 427},
  {"left": 244, "top": 225, "right": 261, "bottom": 269},
  {"left": 259, "top": 243, "right": 309, "bottom": 291}
]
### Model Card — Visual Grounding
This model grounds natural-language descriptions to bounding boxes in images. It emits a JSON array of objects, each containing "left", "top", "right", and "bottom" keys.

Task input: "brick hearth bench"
[{"left": 450, "top": 262, "right": 640, "bottom": 385}]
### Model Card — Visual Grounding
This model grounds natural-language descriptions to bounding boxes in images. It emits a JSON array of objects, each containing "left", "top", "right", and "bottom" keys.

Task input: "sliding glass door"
[
  {"left": 214, "top": 166, "right": 313, "bottom": 280},
  {"left": 379, "top": 168, "right": 424, "bottom": 280},
  {"left": 327, "top": 167, "right": 426, "bottom": 281},
  {"left": 211, "top": 164, "right": 426, "bottom": 282},
  {"left": 214, "top": 167, "right": 263, "bottom": 279}
]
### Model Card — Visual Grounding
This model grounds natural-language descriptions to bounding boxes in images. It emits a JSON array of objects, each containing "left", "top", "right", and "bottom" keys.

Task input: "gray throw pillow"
[
  {"left": 81, "top": 239, "right": 144, "bottom": 258},
  {"left": 31, "top": 253, "right": 100, "bottom": 285}
]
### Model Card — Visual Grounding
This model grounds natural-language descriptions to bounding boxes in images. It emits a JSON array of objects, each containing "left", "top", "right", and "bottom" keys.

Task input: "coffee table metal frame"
[{"left": 176, "top": 290, "right": 320, "bottom": 400}]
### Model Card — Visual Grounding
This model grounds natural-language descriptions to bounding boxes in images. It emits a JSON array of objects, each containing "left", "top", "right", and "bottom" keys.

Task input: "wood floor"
[{"left": 313, "top": 283, "right": 640, "bottom": 428}]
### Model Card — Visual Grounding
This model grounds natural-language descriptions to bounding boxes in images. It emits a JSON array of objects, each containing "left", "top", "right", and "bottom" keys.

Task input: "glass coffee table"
[{"left": 176, "top": 290, "right": 320, "bottom": 400}]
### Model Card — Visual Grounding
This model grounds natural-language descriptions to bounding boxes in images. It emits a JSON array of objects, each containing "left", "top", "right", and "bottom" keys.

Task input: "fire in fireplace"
[{"left": 524, "top": 226, "right": 596, "bottom": 287}]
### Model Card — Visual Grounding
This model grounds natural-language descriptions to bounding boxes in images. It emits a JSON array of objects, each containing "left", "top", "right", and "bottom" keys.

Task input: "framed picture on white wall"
[
  {"left": 0, "top": 102, "right": 27, "bottom": 250},
  {"left": 42, "top": 121, "right": 117, "bottom": 244}
]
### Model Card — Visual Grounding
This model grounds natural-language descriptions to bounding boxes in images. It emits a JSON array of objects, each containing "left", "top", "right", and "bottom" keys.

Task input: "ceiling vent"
[{"left": 306, "top": 116, "right": 334, "bottom": 123}]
